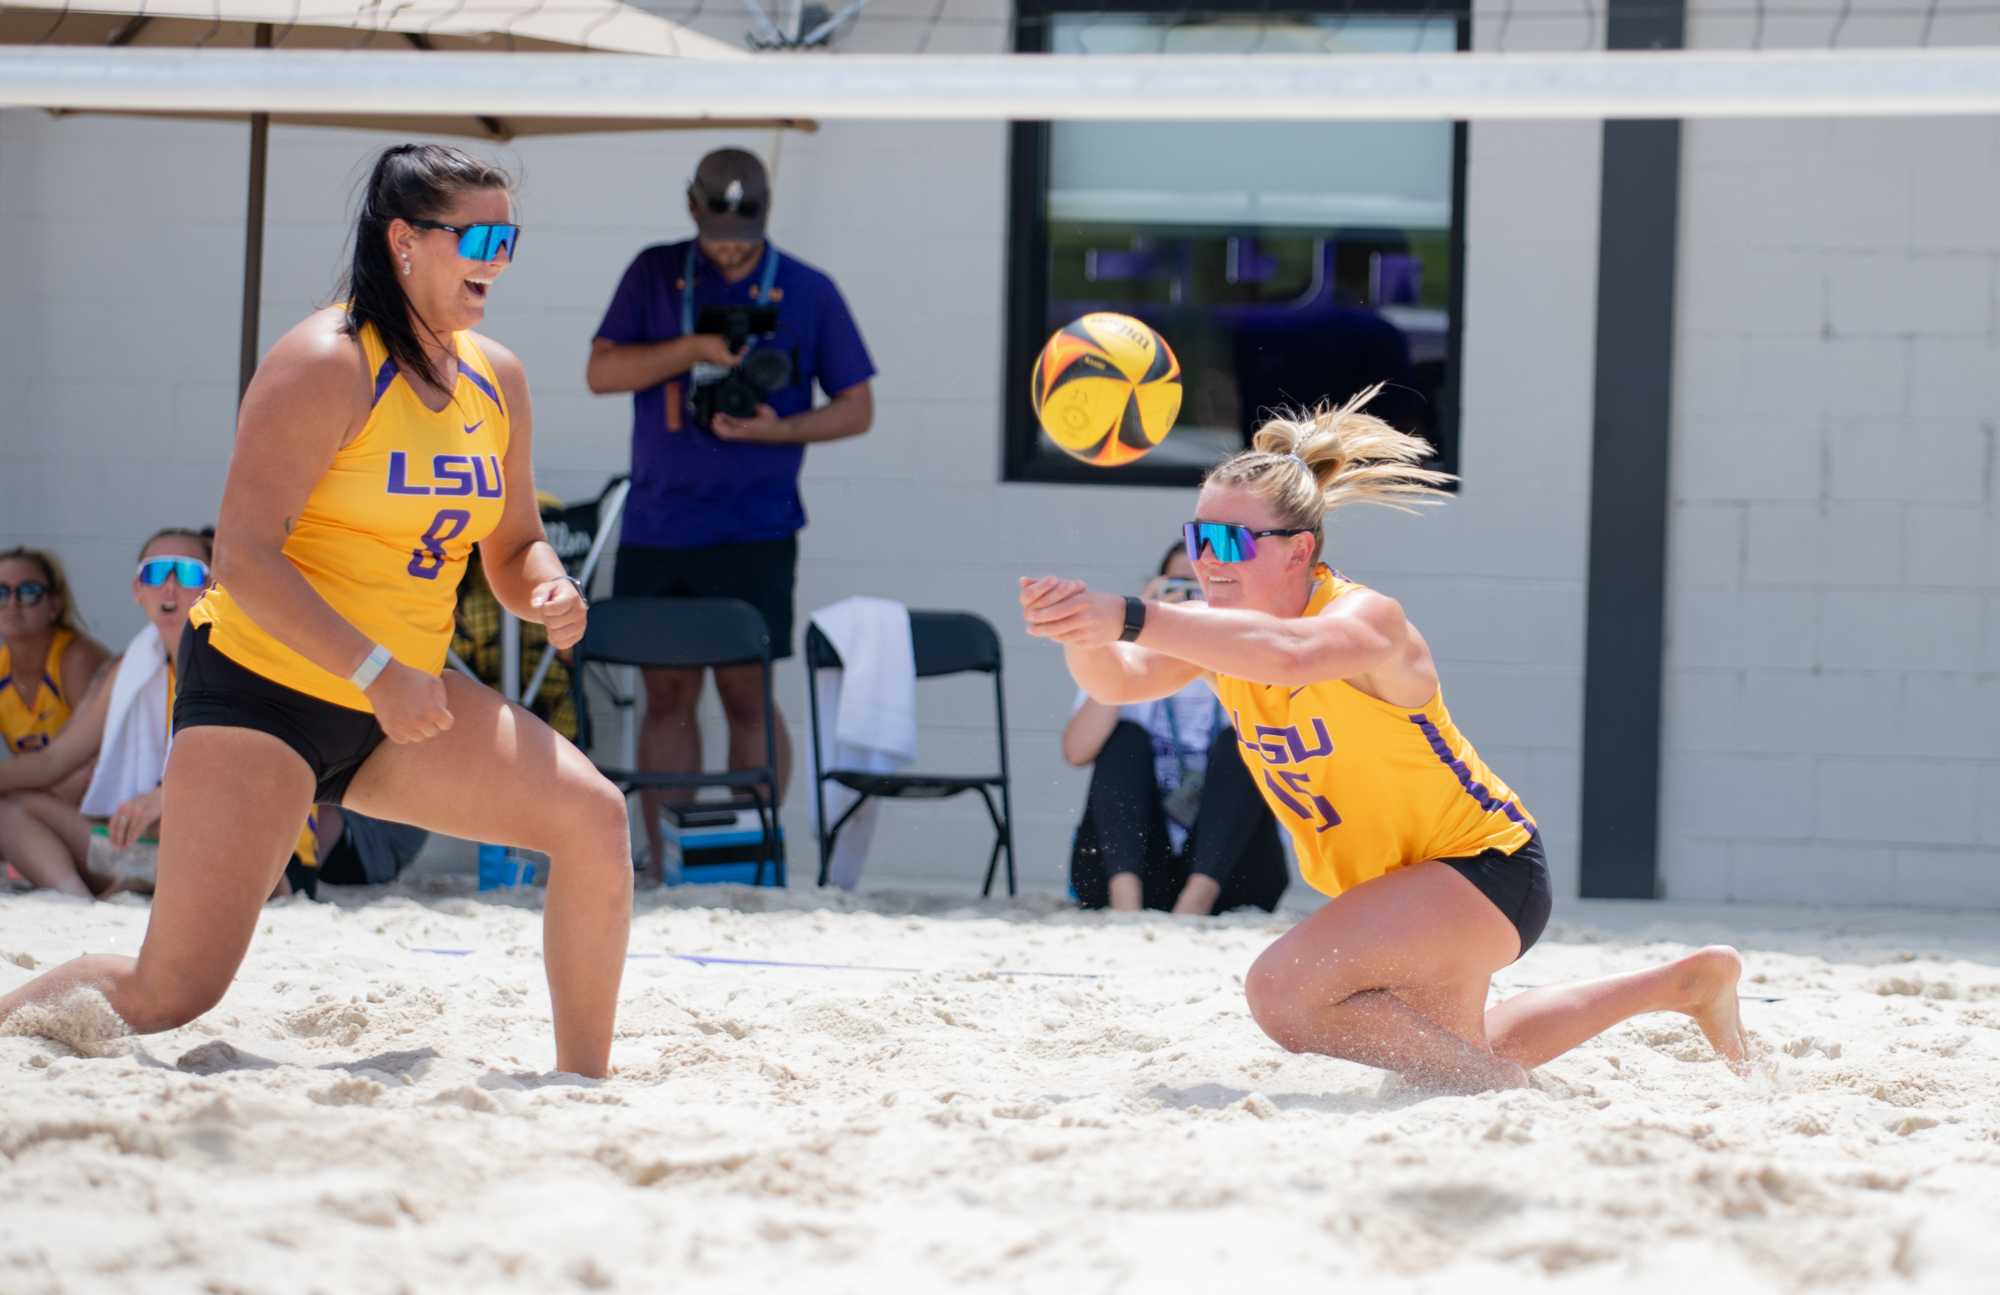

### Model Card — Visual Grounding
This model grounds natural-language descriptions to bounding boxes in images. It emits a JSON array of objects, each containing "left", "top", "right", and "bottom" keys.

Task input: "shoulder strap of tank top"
[
  {"left": 44, "top": 627, "right": 74, "bottom": 696},
  {"left": 452, "top": 333, "right": 508, "bottom": 416},
  {"left": 350, "top": 315, "right": 399, "bottom": 409}
]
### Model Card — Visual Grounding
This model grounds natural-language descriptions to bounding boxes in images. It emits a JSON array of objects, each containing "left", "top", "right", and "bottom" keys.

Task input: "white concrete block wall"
[
  {"left": 1663, "top": 4, "right": 2000, "bottom": 907},
  {"left": 0, "top": 0, "right": 1602, "bottom": 900}
]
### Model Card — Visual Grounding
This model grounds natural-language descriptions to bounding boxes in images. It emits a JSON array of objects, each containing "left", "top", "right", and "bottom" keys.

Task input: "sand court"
[{"left": 5, "top": 883, "right": 2000, "bottom": 1294}]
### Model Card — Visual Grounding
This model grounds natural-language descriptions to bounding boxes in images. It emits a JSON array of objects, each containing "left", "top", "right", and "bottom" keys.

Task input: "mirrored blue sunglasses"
[
  {"left": 1182, "top": 521, "right": 1313, "bottom": 564},
  {"left": 136, "top": 557, "right": 210, "bottom": 589},
  {"left": 410, "top": 219, "right": 521, "bottom": 262}
]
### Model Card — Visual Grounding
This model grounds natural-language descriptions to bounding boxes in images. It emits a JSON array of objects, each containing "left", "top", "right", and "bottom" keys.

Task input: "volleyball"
[{"left": 1029, "top": 312, "right": 1182, "bottom": 468}]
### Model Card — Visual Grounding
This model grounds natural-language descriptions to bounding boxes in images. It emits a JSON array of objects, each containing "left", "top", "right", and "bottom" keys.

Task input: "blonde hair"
[
  {"left": 0, "top": 546, "right": 85, "bottom": 631},
  {"left": 1205, "top": 384, "right": 1455, "bottom": 557},
  {"left": 139, "top": 527, "right": 214, "bottom": 562}
]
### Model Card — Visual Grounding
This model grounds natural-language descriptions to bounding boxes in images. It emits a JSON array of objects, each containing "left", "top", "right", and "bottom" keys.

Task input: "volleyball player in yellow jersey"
[
  {"left": 1021, "top": 388, "right": 1747, "bottom": 1093},
  {"left": 0, "top": 548, "right": 110, "bottom": 772},
  {"left": 0, "top": 145, "right": 634, "bottom": 1078}
]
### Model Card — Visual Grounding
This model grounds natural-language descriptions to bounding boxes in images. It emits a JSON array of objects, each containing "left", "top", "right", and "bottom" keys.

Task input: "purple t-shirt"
[{"left": 594, "top": 240, "right": 875, "bottom": 549}]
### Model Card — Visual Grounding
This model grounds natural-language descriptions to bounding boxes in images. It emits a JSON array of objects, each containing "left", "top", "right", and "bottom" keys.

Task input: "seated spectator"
[
  {"left": 313, "top": 805, "right": 431, "bottom": 887},
  {"left": 0, "top": 547, "right": 111, "bottom": 799},
  {"left": 0, "top": 530, "right": 315, "bottom": 898},
  {"left": 1064, "top": 544, "right": 1290, "bottom": 915}
]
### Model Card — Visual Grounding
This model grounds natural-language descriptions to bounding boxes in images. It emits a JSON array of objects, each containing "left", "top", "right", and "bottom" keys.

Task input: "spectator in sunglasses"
[
  {"left": 587, "top": 146, "right": 876, "bottom": 882},
  {"left": 1020, "top": 385, "right": 1748, "bottom": 1093},
  {"left": 1063, "top": 542, "right": 1288, "bottom": 915},
  {"left": 0, "top": 547, "right": 110, "bottom": 777},
  {"left": 0, "top": 530, "right": 210, "bottom": 896}
]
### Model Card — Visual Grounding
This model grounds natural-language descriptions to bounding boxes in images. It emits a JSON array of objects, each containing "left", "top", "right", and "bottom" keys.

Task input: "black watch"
[{"left": 1119, "top": 594, "right": 1147, "bottom": 643}]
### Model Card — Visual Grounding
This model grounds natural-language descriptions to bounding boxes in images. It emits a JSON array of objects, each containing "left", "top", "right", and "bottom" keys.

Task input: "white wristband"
[{"left": 348, "top": 643, "right": 393, "bottom": 691}]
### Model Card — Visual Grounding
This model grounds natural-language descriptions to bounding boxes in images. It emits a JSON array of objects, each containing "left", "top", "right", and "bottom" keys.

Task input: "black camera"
[{"left": 690, "top": 303, "right": 794, "bottom": 424}]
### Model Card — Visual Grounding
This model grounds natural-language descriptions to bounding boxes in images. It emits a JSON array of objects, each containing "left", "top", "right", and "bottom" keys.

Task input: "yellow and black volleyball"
[{"left": 1030, "top": 312, "right": 1182, "bottom": 467}]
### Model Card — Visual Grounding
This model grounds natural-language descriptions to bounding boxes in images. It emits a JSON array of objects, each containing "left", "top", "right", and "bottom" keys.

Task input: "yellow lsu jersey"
[
  {"left": 0, "top": 626, "right": 79, "bottom": 754},
  {"left": 1208, "top": 566, "right": 1535, "bottom": 900},
  {"left": 193, "top": 322, "right": 510, "bottom": 711}
]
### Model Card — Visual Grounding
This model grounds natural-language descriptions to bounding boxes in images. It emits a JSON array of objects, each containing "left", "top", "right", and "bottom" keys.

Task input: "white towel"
[
  {"left": 808, "top": 597, "right": 916, "bottom": 890},
  {"left": 80, "top": 623, "right": 171, "bottom": 818}
]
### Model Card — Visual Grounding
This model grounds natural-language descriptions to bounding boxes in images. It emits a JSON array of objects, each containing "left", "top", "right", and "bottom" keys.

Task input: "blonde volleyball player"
[
  {"left": 1020, "top": 388, "right": 1747, "bottom": 1092},
  {"left": 0, "top": 145, "right": 633, "bottom": 1078}
]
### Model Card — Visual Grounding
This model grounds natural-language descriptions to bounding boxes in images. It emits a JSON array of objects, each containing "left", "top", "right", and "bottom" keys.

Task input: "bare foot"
[{"left": 1677, "top": 945, "right": 1749, "bottom": 1072}]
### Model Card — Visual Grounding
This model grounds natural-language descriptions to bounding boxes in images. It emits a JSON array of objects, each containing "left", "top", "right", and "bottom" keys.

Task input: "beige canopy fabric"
[
  {"left": 0, "top": 0, "right": 818, "bottom": 137},
  {"left": 0, "top": 0, "right": 810, "bottom": 390}
]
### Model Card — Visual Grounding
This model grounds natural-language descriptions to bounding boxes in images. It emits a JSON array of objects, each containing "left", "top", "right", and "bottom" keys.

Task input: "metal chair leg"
[
  {"left": 981, "top": 836, "right": 1003, "bottom": 897},
  {"left": 819, "top": 792, "right": 870, "bottom": 886},
  {"left": 972, "top": 785, "right": 1011, "bottom": 898},
  {"left": 748, "top": 785, "right": 776, "bottom": 888}
]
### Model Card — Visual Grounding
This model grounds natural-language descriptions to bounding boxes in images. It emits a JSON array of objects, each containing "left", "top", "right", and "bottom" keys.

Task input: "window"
[{"left": 1005, "top": 2, "right": 1468, "bottom": 486}]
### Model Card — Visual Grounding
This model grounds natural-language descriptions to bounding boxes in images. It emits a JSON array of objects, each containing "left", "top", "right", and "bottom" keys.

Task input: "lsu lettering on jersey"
[
  {"left": 1208, "top": 565, "right": 1535, "bottom": 900},
  {"left": 0, "top": 626, "right": 79, "bottom": 754},
  {"left": 193, "top": 322, "right": 510, "bottom": 711}
]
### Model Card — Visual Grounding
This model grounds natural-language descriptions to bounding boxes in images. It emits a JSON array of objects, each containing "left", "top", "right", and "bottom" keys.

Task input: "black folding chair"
[
  {"left": 804, "top": 610, "right": 1015, "bottom": 896},
  {"left": 571, "top": 597, "right": 784, "bottom": 886},
  {"left": 449, "top": 475, "right": 630, "bottom": 703}
]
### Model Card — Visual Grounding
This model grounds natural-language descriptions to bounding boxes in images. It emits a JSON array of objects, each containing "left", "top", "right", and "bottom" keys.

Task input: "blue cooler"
[
  {"left": 661, "top": 807, "right": 785, "bottom": 887},
  {"left": 477, "top": 843, "right": 541, "bottom": 890}
]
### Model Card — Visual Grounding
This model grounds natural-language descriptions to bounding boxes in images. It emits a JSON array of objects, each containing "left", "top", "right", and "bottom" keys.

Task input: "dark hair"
[
  {"left": 138, "top": 527, "right": 214, "bottom": 562},
  {"left": 340, "top": 144, "right": 512, "bottom": 395},
  {"left": 0, "top": 546, "right": 82, "bottom": 631},
  {"left": 1157, "top": 541, "right": 1186, "bottom": 577}
]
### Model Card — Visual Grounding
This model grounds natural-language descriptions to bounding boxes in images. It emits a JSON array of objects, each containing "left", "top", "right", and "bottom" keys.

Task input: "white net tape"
[
  {"left": 5, "top": 0, "right": 2000, "bottom": 121},
  {"left": 8, "top": 45, "right": 2000, "bottom": 121}
]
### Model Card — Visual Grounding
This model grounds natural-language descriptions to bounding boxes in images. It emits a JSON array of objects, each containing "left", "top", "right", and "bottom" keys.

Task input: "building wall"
[
  {"left": 1661, "top": 2, "right": 2000, "bottom": 906},
  {"left": 6, "top": 0, "right": 1600, "bottom": 901}
]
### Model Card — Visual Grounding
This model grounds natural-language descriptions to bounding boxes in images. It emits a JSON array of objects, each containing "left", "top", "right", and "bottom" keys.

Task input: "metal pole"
[
  {"left": 237, "top": 23, "right": 273, "bottom": 401},
  {"left": 1580, "top": 0, "right": 1686, "bottom": 900}
]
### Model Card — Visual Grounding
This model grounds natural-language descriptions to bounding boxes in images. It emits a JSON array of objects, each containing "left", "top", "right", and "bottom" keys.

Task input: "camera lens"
[{"left": 743, "top": 348, "right": 793, "bottom": 391}]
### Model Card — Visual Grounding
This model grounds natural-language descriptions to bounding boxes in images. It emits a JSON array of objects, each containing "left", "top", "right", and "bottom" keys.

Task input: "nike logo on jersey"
[{"left": 463, "top": 419, "right": 484, "bottom": 436}]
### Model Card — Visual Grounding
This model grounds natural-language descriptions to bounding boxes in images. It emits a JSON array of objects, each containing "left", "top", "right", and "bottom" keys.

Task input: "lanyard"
[
  {"left": 681, "top": 242, "right": 782, "bottom": 338},
  {"left": 1159, "top": 694, "right": 1222, "bottom": 776}
]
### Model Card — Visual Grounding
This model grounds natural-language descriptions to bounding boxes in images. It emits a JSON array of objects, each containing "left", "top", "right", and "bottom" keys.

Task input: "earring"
[{"left": 400, "top": 254, "right": 412, "bottom": 276}]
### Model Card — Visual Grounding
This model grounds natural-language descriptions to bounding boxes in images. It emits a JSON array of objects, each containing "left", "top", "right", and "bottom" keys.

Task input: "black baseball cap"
[{"left": 687, "top": 148, "right": 770, "bottom": 243}]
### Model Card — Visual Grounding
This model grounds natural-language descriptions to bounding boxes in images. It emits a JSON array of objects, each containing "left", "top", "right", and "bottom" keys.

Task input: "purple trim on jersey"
[
  {"left": 42, "top": 672, "right": 60, "bottom": 701},
  {"left": 0, "top": 674, "right": 11, "bottom": 691},
  {"left": 370, "top": 358, "right": 398, "bottom": 408},
  {"left": 1408, "top": 713, "right": 1535, "bottom": 833},
  {"left": 459, "top": 360, "right": 504, "bottom": 413}
]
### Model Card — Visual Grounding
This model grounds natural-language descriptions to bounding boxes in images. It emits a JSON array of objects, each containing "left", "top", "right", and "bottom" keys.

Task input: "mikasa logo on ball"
[{"left": 1096, "top": 315, "right": 1152, "bottom": 348}]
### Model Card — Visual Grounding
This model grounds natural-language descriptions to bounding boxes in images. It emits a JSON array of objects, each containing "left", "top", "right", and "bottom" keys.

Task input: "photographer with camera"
[
  {"left": 587, "top": 148, "right": 875, "bottom": 882},
  {"left": 1062, "top": 543, "right": 1289, "bottom": 915}
]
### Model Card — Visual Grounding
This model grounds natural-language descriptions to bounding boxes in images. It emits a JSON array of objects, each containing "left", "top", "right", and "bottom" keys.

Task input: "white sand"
[{"left": 3, "top": 883, "right": 1999, "bottom": 1294}]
